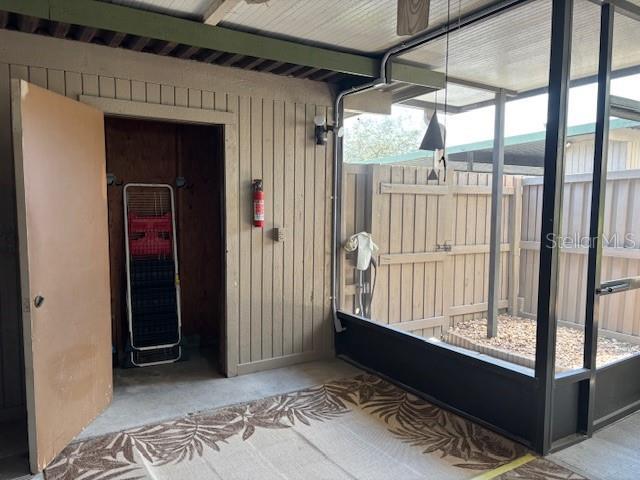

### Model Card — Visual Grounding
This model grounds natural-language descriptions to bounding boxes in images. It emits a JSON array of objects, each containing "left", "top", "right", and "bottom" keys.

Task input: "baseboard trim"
[{"left": 237, "top": 350, "right": 333, "bottom": 375}]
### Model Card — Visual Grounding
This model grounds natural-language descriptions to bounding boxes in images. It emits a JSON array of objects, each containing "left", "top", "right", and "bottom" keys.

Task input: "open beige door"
[{"left": 11, "top": 80, "right": 112, "bottom": 473}]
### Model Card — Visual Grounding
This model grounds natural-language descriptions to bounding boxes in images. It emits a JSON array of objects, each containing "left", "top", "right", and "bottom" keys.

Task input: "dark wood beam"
[
  {"left": 220, "top": 53, "right": 243, "bottom": 66},
  {"left": 296, "top": 67, "right": 320, "bottom": 79},
  {"left": 103, "top": 31, "right": 126, "bottom": 47},
  {"left": 241, "top": 57, "right": 266, "bottom": 70},
  {"left": 17, "top": 14, "right": 39, "bottom": 33},
  {"left": 261, "top": 61, "right": 284, "bottom": 73},
  {"left": 153, "top": 40, "right": 177, "bottom": 55},
  {"left": 129, "top": 36, "right": 150, "bottom": 51},
  {"left": 310, "top": 70, "right": 337, "bottom": 82},
  {"left": 174, "top": 44, "right": 199, "bottom": 59},
  {"left": 277, "top": 64, "right": 305, "bottom": 76},
  {"left": 49, "top": 21, "right": 70, "bottom": 38},
  {"left": 201, "top": 50, "right": 225, "bottom": 63},
  {"left": 77, "top": 27, "right": 97, "bottom": 42}
]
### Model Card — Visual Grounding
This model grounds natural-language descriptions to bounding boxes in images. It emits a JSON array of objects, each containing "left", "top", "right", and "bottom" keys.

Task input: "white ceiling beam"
[{"left": 203, "top": 0, "right": 242, "bottom": 26}]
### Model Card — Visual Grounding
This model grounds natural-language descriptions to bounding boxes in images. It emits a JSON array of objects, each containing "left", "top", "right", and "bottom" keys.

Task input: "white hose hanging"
[
  {"left": 344, "top": 232, "right": 378, "bottom": 317},
  {"left": 344, "top": 232, "right": 378, "bottom": 271}
]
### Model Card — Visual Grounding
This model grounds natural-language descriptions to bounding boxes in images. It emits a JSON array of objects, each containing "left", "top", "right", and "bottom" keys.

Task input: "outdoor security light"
[{"left": 314, "top": 115, "right": 344, "bottom": 146}]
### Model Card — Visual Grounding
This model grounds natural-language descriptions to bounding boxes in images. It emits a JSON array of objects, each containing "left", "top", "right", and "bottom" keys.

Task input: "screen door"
[{"left": 11, "top": 80, "right": 112, "bottom": 472}]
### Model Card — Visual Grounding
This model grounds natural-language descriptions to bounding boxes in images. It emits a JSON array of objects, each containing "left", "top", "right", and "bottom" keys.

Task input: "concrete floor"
[
  {"left": 80, "top": 351, "right": 361, "bottom": 439},
  {"left": 551, "top": 411, "right": 640, "bottom": 480}
]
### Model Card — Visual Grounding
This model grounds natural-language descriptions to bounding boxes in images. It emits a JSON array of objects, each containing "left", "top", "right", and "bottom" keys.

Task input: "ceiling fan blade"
[{"left": 397, "top": 0, "right": 431, "bottom": 36}]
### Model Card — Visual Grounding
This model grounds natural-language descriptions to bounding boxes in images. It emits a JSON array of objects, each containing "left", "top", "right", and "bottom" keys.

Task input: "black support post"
[
  {"left": 581, "top": 2, "right": 614, "bottom": 436},
  {"left": 533, "top": 0, "right": 573, "bottom": 455}
]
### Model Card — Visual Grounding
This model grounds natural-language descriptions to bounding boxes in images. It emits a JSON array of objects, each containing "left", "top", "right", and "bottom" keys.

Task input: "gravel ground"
[{"left": 450, "top": 315, "right": 640, "bottom": 370}]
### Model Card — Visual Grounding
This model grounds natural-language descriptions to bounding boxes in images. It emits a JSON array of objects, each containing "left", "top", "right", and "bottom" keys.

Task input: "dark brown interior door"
[{"left": 11, "top": 80, "right": 112, "bottom": 472}]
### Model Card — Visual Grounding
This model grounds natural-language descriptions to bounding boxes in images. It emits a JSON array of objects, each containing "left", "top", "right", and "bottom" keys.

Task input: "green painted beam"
[
  {"left": 390, "top": 62, "right": 444, "bottom": 90},
  {"left": 0, "top": 0, "right": 445, "bottom": 88},
  {"left": 0, "top": 0, "right": 49, "bottom": 18}
]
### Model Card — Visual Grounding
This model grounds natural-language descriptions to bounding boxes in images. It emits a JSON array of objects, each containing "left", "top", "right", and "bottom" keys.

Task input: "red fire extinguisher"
[{"left": 253, "top": 179, "right": 265, "bottom": 228}]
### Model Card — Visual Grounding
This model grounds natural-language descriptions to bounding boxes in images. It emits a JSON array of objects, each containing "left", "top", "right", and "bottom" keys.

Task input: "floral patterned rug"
[{"left": 44, "top": 374, "right": 586, "bottom": 480}]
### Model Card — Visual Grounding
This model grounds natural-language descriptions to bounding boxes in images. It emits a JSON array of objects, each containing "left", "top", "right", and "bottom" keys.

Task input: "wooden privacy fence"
[
  {"left": 342, "top": 164, "right": 640, "bottom": 340},
  {"left": 340, "top": 164, "right": 520, "bottom": 338},
  {"left": 520, "top": 169, "right": 640, "bottom": 338}
]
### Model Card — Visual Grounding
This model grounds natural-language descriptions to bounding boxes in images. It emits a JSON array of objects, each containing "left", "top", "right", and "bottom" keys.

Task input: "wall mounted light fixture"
[{"left": 314, "top": 115, "right": 344, "bottom": 145}]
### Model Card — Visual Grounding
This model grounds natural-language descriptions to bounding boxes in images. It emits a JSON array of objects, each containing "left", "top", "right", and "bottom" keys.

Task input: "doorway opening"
[
  {"left": 105, "top": 117, "right": 226, "bottom": 395},
  {"left": 0, "top": 412, "right": 28, "bottom": 479}
]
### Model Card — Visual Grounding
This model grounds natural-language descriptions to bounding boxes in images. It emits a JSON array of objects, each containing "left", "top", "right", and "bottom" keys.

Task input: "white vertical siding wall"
[
  {"left": 564, "top": 138, "right": 633, "bottom": 174},
  {"left": 0, "top": 28, "right": 335, "bottom": 417}
]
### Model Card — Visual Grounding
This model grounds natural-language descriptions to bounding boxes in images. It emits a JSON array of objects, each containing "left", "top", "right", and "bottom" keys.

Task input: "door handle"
[
  {"left": 596, "top": 283, "right": 629, "bottom": 295},
  {"left": 597, "top": 276, "right": 640, "bottom": 296},
  {"left": 33, "top": 295, "right": 45, "bottom": 308}
]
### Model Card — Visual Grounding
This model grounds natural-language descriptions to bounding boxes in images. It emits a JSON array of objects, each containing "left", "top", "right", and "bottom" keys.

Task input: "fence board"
[
  {"left": 371, "top": 165, "right": 390, "bottom": 323},
  {"left": 303, "top": 104, "right": 315, "bottom": 352},
  {"left": 464, "top": 173, "right": 478, "bottom": 322},
  {"left": 261, "top": 99, "right": 274, "bottom": 359},
  {"left": 238, "top": 96, "right": 251, "bottom": 364},
  {"left": 412, "top": 168, "right": 428, "bottom": 322},
  {"left": 292, "top": 103, "right": 305, "bottom": 353},
  {"left": 388, "top": 166, "right": 404, "bottom": 325},
  {"left": 282, "top": 101, "right": 295, "bottom": 356},
  {"left": 400, "top": 167, "right": 416, "bottom": 324}
]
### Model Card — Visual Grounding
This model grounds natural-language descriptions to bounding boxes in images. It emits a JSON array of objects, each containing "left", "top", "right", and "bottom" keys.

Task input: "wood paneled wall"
[
  {"left": 0, "top": 28, "right": 335, "bottom": 412},
  {"left": 564, "top": 139, "right": 633, "bottom": 175}
]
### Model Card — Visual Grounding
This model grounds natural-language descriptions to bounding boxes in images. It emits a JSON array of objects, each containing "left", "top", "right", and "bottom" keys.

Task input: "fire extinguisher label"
[{"left": 254, "top": 200, "right": 265, "bottom": 221}]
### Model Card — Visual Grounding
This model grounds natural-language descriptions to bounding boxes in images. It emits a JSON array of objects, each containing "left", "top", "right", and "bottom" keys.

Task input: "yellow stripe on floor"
[{"left": 471, "top": 454, "right": 537, "bottom": 480}]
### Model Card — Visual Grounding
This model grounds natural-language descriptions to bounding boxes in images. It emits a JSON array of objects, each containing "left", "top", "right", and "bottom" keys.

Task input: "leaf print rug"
[{"left": 44, "top": 374, "right": 586, "bottom": 480}]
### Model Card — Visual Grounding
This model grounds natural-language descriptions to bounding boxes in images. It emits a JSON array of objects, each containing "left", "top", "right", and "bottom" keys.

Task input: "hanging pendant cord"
[
  {"left": 441, "top": 0, "right": 463, "bottom": 182},
  {"left": 441, "top": 0, "right": 451, "bottom": 181}
]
